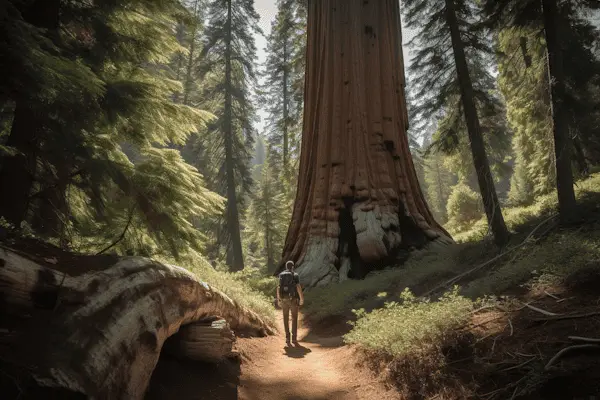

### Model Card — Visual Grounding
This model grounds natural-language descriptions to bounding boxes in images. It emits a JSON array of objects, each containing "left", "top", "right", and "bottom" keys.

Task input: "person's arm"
[{"left": 296, "top": 283, "right": 304, "bottom": 305}]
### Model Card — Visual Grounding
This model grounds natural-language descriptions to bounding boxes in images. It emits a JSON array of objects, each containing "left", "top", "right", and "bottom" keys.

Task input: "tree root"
[{"left": 544, "top": 344, "right": 600, "bottom": 370}]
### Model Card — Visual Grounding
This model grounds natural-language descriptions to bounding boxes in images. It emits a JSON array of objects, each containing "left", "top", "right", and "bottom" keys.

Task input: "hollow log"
[
  {"left": 0, "top": 244, "right": 275, "bottom": 399},
  {"left": 278, "top": 0, "right": 452, "bottom": 287},
  {"left": 162, "top": 317, "right": 236, "bottom": 362}
]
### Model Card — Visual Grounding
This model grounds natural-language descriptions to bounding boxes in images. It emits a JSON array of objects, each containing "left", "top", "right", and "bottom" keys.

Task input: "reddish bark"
[{"left": 278, "top": 0, "right": 452, "bottom": 287}]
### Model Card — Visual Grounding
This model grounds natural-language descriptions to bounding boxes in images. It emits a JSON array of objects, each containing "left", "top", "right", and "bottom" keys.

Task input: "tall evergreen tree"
[
  {"left": 402, "top": 0, "right": 510, "bottom": 246},
  {"left": 245, "top": 152, "right": 288, "bottom": 271},
  {"left": 483, "top": 0, "right": 600, "bottom": 223},
  {"left": 200, "top": 0, "right": 261, "bottom": 270},
  {"left": 262, "top": 0, "right": 306, "bottom": 178},
  {"left": 0, "top": 0, "right": 222, "bottom": 256}
]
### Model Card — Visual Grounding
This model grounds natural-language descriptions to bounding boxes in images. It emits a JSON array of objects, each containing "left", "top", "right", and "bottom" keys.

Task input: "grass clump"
[
  {"left": 158, "top": 250, "right": 276, "bottom": 324},
  {"left": 344, "top": 287, "right": 473, "bottom": 357}
]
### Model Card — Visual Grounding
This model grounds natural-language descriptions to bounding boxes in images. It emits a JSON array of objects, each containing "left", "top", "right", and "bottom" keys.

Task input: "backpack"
[{"left": 278, "top": 271, "right": 297, "bottom": 299}]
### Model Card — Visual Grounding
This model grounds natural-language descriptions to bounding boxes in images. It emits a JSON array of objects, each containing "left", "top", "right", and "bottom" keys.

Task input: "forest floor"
[{"left": 148, "top": 312, "right": 399, "bottom": 400}]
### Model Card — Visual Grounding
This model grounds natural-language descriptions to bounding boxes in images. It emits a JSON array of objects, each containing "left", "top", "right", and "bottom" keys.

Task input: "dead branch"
[
  {"left": 544, "top": 344, "right": 600, "bottom": 370},
  {"left": 500, "top": 357, "right": 537, "bottom": 372},
  {"left": 523, "top": 303, "right": 560, "bottom": 317},
  {"left": 568, "top": 336, "right": 600, "bottom": 343},
  {"left": 532, "top": 311, "right": 600, "bottom": 322}
]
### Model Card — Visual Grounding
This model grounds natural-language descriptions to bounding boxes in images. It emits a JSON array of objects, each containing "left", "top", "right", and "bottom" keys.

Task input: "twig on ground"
[
  {"left": 544, "top": 291, "right": 561, "bottom": 300},
  {"left": 568, "top": 336, "right": 600, "bottom": 343},
  {"left": 421, "top": 214, "right": 557, "bottom": 298},
  {"left": 533, "top": 311, "right": 600, "bottom": 322},
  {"left": 544, "top": 344, "right": 600, "bottom": 370},
  {"left": 522, "top": 303, "right": 560, "bottom": 317},
  {"left": 507, "top": 319, "right": 514, "bottom": 336},
  {"left": 500, "top": 356, "right": 537, "bottom": 372}
]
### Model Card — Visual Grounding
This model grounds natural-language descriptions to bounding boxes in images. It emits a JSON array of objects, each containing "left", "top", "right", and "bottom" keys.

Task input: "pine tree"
[
  {"left": 200, "top": 0, "right": 261, "bottom": 270},
  {"left": 262, "top": 0, "right": 306, "bottom": 178},
  {"left": 403, "top": 0, "right": 510, "bottom": 246},
  {"left": 245, "top": 152, "right": 288, "bottom": 272},
  {"left": 0, "top": 0, "right": 222, "bottom": 257},
  {"left": 483, "top": 0, "right": 600, "bottom": 223}
]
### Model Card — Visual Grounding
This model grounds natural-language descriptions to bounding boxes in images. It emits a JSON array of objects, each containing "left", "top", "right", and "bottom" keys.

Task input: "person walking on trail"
[{"left": 277, "top": 261, "right": 304, "bottom": 346}]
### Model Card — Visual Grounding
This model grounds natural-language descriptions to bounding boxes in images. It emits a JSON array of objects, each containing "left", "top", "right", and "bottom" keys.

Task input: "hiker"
[{"left": 277, "top": 260, "right": 304, "bottom": 345}]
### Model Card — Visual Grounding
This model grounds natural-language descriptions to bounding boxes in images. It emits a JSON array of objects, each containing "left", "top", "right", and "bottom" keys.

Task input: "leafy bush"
[
  {"left": 231, "top": 267, "right": 278, "bottom": 299},
  {"left": 344, "top": 287, "right": 473, "bottom": 357},
  {"left": 445, "top": 183, "right": 483, "bottom": 232},
  {"left": 449, "top": 172, "right": 600, "bottom": 240}
]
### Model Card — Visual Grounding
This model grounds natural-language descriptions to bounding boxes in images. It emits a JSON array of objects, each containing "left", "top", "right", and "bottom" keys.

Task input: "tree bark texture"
[
  {"left": 444, "top": 0, "right": 510, "bottom": 247},
  {"left": 0, "top": 0, "right": 61, "bottom": 227},
  {"left": 541, "top": 0, "right": 578, "bottom": 224},
  {"left": 0, "top": 244, "right": 274, "bottom": 399},
  {"left": 224, "top": 0, "right": 245, "bottom": 271},
  {"left": 278, "top": 0, "right": 452, "bottom": 288}
]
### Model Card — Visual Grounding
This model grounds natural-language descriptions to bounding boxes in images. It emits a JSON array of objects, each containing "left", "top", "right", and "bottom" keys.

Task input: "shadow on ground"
[
  {"left": 239, "top": 378, "right": 354, "bottom": 400},
  {"left": 146, "top": 355, "right": 240, "bottom": 400},
  {"left": 283, "top": 343, "right": 312, "bottom": 358}
]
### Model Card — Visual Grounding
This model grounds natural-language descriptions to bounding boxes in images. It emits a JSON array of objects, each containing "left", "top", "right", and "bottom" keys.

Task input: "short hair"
[{"left": 285, "top": 260, "right": 295, "bottom": 270}]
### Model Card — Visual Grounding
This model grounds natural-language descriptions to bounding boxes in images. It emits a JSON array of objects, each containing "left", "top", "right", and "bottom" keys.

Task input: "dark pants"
[{"left": 281, "top": 297, "right": 299, "bottom": 341}]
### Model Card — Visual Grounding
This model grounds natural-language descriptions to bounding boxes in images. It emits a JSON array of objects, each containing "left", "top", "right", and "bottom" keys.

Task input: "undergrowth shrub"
[
  {"left": 445, "top": 183, "right": 483, "bottom": 232},
  {"left": 449, "top": 172, "right": 600, "bottom": 241},
  {"left": 344, "top": 287, "right": 474, "bottom": 356}
]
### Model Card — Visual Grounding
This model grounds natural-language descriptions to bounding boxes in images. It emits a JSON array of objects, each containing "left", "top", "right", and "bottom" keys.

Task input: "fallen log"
[
  {"left": 0, "top": 244, "right": 275, "bottom": 399},
  {"left": 163, "top": 317, "right": 236, "bottom": 362}
]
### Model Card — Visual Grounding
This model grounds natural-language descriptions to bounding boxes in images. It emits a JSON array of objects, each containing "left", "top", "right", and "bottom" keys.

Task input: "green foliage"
[
  {"left": 0, "top": 0, "right": 222, "bottom": 258},
  {"left": 244, "top": 154, "right": 289, "bottom": 271},
  {"left": 157, "top": 250, "right": 276, "bottom": 323},
  {"left": 445, "top": 182, "right": 484, "bottom": 232},
  {"left": 191, "top": 0, "right": 261, "bottom": 265},
  {"left": 497, "top": 28, "right": 555, "bottom": 203},
  {"left": 344, "top": 287, "right": 473, "bottom": 357},
  {"left": 451, "top": 172, "right": 600, "bottom": 242}
]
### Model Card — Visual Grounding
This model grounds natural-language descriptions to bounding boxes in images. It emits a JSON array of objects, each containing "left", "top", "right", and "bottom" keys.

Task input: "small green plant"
[
  {"left": 343, "top": 287, "right": 473, "bottom": 357},
  {"left": 158, "top": 251, "right": 276, "bottom": 323}
]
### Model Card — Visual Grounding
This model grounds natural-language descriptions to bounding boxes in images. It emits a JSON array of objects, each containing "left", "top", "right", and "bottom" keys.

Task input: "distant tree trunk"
[
  {"left": 277, "top": 0, "right": 452, "bottom": 288},
  {"left": 283, "top": 39, "right": 290, "bottom": 172},
  {"left": 182, "top": 0, "right": 201, "bottom": 106},
  {"left": 444, "top": 0, "right": 510, "bottom": 247},
  {"left": 572, "top": 135, "right": 588, "bottom": 177},
  {"left": 224, "top": 0, "right": 244, "bottom": 271},
  {"left": 541, "top": 0, "right": 578, "bottom": 224},
  {"left": 0, "top": 0, "right": 61, "bottom": 227}
]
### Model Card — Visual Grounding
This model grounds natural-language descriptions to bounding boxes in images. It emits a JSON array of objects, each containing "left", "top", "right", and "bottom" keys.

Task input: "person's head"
[{"left": 285, "top": 260, "right": 295, "bottom": 271}]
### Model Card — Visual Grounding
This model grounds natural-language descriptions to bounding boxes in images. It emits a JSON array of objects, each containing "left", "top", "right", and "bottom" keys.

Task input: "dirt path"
[
  {"left": 147, "top": 312, "right": 398, "bottom": 400},
  {"left": 236, "top": 313, "right": 399, "bottom": 400}
]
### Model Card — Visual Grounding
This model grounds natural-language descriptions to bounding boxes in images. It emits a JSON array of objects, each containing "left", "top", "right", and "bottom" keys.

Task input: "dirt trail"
[
  {"left": 147, "top": 312, "right": 398, "bottom": 400},
  {"left": 236, "top": 313, "right": 398, "bottom": 400}
]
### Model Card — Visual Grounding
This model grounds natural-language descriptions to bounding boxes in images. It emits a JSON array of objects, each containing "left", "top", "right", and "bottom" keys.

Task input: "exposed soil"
[
  {"left": 148, "top": 312, "right": 399, "bottom": 400},
  {"left": 373, "top": 271, "right": 600, "bottom": 400}
]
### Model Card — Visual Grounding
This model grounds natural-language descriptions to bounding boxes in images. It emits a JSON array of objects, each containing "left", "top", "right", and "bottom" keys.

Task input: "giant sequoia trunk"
[
  {"left": 278, "top": 0, "right": 452, "bottom": 288},
  {"left": 0, "top": 241, "right": 274, "bottom": 399}
]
